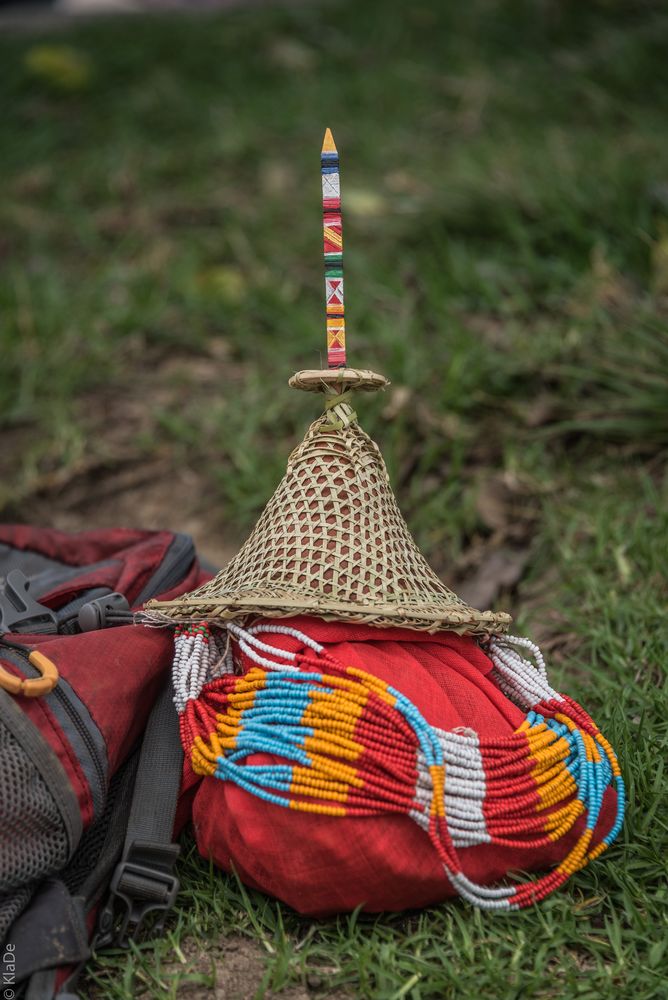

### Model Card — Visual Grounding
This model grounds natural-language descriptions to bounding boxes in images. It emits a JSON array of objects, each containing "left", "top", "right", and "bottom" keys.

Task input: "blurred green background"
[{"left": 1, "top": 1, "right": 667, "bottom": 997}]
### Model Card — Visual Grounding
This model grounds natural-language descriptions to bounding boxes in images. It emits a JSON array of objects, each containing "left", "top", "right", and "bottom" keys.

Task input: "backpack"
[{"left": 0, "top": 525, "right": 210, "bottom": 1000}]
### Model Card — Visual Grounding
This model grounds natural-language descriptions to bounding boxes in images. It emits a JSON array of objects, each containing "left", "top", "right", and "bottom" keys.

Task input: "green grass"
[{"left": 1, "top": 0, "right": 667, "bottom": 997}]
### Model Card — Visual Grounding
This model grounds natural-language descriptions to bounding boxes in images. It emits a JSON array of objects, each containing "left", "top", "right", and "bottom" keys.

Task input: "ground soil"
[
  {"left": 7, "top": 345, "right": 241, "bottom": 570},
  {"left": 163, "top": 935, "right": 350, "bottom": 1000}
]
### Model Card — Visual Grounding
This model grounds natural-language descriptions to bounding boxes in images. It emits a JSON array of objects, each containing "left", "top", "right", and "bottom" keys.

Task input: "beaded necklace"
[{"left": 173, "top": 622, "right": 624, "bottom": 911}]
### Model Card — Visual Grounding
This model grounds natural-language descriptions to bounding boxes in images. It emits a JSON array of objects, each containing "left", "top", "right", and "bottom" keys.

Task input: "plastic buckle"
[
  {"left": 95, "top": 841, "right": 180, "bottom": 949},
  {"left": 78, "top": 592, "right": 131, "bottom": 632},
  {"left": 0, "top": 569, "right": 58, "bottom": 635}
]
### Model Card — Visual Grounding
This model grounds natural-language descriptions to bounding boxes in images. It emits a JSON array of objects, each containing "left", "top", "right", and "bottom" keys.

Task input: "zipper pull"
[{"left": 0, "top": 649, "right": 59, "bottom": 697}]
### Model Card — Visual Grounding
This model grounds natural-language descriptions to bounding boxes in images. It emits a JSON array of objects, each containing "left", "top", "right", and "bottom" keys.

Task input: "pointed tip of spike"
[{"left": 322, "top": 127, "right": 337, "bottom": 154}]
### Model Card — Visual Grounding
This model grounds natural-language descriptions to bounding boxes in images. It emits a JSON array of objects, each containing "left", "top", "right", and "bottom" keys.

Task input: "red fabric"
[
  {"left": 192, "top": 616, "right": 616, "bottom": 915},
  {"left": 14, "top": 627, "right": 175, "bottom": 778},
  {"left": 0, "top": 525, "right": 180, "bottom": 608},
  {"left": 2, "top": 668, "right": 97, "bottom": 825},
  {"left": 0, "top": 526, "right": 211, "bottom": 832}
]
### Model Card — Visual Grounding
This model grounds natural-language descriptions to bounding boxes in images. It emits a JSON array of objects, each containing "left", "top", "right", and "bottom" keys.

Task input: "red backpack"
[{"left": 0, "top": 526, "right": 210, "bottom": 1000}]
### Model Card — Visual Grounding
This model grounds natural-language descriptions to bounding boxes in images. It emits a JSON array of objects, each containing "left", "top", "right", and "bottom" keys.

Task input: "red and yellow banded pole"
[{"left": 321, "top": 128, "right": 346, "bottom": 368}]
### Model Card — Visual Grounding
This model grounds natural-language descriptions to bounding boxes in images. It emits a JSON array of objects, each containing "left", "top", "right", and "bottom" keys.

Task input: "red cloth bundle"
[{"left": 186, "top": 618, "right": 618, "bottom": 915}]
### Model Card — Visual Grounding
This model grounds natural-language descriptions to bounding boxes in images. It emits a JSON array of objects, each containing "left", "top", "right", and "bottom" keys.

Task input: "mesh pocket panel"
[
  {"left": 62, "top": 753, "right": 137, "bottom": 900},
  {"left": 0, "top": 884, "right": 32, "bottom": 944},
  {"left": 0, "top": 721, "right": 69, "bottom": 895}
]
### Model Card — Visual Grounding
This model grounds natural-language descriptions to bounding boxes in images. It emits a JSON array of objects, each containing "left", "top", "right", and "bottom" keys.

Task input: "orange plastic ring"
[{"left": 0, "top": 650, "right": 59, "bottom": 698}]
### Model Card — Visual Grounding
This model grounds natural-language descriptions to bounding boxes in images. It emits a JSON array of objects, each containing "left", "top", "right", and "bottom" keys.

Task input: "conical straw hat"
[{"left": 147, "top": 369, "right": 510, "bottom": 636}]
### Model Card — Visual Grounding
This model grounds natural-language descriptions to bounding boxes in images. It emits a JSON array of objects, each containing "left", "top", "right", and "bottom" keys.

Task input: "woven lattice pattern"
[{"left": 149, "top": 408, "right": 510, "bottom": 635}]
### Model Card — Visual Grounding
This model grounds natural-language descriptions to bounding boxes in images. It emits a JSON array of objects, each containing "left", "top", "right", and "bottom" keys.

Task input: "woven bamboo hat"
[
  {"left": 147, "top": 369, "right": 509, "bottom": 635},
  {"left": 146, "top": 133, "right": 510, "bottom": 637}
]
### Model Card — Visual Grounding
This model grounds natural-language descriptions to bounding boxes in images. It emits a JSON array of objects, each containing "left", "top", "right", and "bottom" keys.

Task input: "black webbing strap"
[
  {"left": 94, "top": 679, "right": 183, "bottom": 950},
  {"left": 20, "top": 687, "right": 184, "bottom": 999}
]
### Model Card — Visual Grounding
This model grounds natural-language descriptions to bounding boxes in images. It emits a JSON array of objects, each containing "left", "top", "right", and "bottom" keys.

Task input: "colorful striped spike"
[
  {"left": 174, "top": 623, "right": 625, "bottom": 911},
  {"left": 322, "top": 128, "right": 346, "bottom": 369}
]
